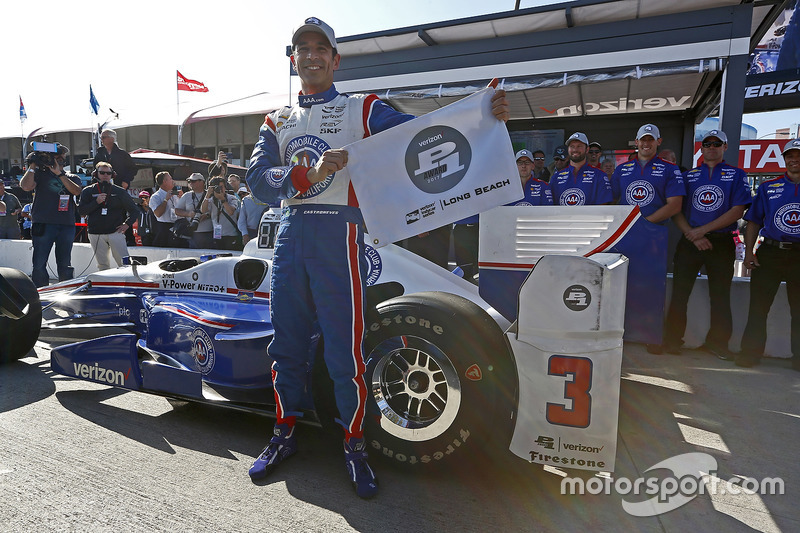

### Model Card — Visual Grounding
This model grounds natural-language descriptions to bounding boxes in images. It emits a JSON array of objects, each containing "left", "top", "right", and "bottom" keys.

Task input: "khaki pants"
[{"left": 89, "top": 232, "right": 129, "bottom": 271}]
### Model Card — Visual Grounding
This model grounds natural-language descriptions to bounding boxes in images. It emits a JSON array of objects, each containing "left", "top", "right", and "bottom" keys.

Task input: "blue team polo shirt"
[
  {"left": 745, "top": 175, "right": 800, "bottom": 242},
  {"left": 507, "top": 177, "right": 553, "bottom": 206},
  {"left": 551, "top": 163, "right": 613, "bottom": 206},
  {"left": 682, "top": 161, "right": 752, "bottom": 233},
  {"left": 611, "top": 157, "right": 684, "bottom": 220}
]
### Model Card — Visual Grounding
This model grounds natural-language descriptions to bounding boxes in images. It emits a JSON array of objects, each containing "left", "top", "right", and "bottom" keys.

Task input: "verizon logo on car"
[
  {"left": 542, "top": 96, "right": 691, "bottom": 117},
  {"left": 73, "top": 362, "right": 128, "bottom": 386}
]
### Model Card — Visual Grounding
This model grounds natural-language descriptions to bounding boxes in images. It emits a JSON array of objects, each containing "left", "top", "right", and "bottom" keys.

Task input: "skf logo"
[
  {"left": 563, "top": 284, "right": 591, "bottom": 311},
  {"left": 405, "top": 126, "right": 472, "bottom": 194},
  {"left": 775, "top": 203, "right": 800, "bottom": 234},
  {"left": 465, "top": 364, "right": 483, "bottom": 381}
]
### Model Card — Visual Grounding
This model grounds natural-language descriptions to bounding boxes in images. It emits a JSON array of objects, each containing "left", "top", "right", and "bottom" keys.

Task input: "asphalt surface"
[{"left": 1, "top": 330, "right": 798, "bottom": 532}]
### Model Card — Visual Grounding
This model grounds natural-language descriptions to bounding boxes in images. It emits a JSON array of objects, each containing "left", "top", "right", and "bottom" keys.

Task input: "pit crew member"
[
  {"left": 663, "top": 130, "right": 751, "bottom": 357},
  {"left": 510, "top": 149, "right": 552, "bottom": 206},
  {"left": 550, "top": 132, "right": 613, "bottom": 206},
  {"left": 737, "top": 138, "right": 800, "bottom": 371},
  {"left": 245, "top": 16, "right": 512, "bottom": 498},
  {"left": 611, "top": 124, "right": 684, "bottom": 223}
]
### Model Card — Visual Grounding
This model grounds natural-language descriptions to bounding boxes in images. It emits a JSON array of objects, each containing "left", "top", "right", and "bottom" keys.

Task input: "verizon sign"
[
  {"left": 693, "top": 140, "right": 786, "bottom": 173},
  {"left": 550, "top": 96, "right": 692, "bottom": 117}
]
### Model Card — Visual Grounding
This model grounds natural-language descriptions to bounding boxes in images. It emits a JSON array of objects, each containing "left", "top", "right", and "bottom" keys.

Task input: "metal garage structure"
[{"left": 330, "top": 0, "right": 790, "bottom": 166}]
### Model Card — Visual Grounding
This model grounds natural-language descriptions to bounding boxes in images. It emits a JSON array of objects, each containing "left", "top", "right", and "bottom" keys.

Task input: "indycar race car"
[{"left": 1, "top": 205, "right": 666, "bottom": 472}]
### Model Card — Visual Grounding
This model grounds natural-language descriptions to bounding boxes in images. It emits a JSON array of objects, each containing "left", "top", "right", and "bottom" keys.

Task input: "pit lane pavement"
[{"left": 0, "top": 330, "right": 797, "bottom": 532}]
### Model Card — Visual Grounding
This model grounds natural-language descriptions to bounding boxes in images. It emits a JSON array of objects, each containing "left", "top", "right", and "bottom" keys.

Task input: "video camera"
[{"left": 26, "top": 141, "right": 69, "bottom": 169}]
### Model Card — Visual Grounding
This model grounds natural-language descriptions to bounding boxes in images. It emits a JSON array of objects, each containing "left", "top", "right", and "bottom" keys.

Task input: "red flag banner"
[{"left": 177, "top": 70, "right": 208, "bottom": 92}]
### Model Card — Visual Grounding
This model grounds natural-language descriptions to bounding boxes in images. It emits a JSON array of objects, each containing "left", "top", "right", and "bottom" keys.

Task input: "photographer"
[
  {"left": 208, "top": 151, "right": 228, "bottom": 181},
  {"left": 19, "top": 142, "right": 82, "bottom": 287},
  {"left": 200, "top": 176, "right": 241, "bottom": 250},
  {"left": 78, "top": 162, "right": 140, "bottom": 270},
  {"left": 174, "top": 173, "right": 213, "bottom": 249},
  {"left": 149, "top": 171, "right": 179, "bottom": 247}
]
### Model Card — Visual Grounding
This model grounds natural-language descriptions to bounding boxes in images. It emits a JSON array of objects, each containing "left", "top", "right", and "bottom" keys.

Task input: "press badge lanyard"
[{"left": 57, "top": 175, "right": 71, "bottom": 212}]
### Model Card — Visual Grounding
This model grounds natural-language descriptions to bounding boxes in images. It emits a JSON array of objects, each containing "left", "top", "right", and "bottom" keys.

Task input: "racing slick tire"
[
  {"left": 0, "top": 267, "right": 41, "bottom": 364},
  {"left": 363, "top": 291, "right": 514, "bottom": 468}
]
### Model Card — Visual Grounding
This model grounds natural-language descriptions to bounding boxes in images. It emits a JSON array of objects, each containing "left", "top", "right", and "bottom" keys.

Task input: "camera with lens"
[
  {"left": 26, "top": 141, "right": 69, "bottom": 169},
  {"left": 189, "top": 212, "right": 202, "bottom": 232}
]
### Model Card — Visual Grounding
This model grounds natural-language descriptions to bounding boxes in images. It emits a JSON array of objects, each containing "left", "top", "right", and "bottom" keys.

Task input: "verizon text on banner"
[{"left": 346, "top": 87, "right": 521, "bottom": 247}]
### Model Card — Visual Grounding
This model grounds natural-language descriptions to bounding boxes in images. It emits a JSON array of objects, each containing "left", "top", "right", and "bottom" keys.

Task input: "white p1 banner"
[{"left": 346, "top": 87, "right": 522, "bottom": 247}]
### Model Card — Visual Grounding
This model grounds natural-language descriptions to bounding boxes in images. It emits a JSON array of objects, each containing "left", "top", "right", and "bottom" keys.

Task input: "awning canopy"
[{"left": 331, "top": 0, "right": 788, "bottom": 122}]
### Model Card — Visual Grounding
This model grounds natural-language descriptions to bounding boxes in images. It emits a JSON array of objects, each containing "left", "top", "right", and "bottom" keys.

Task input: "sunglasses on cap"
[
  {"left": 702, "top": 141, "right": 724, "bottom": 148},
  {"left": 533, "top": 157, "right": 545, "bottom": 161}
]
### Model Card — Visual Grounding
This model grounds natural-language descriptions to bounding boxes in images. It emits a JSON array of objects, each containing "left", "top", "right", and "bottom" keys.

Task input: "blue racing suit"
[
  {"left": 550, "top": 163, "right": 613, "bottom": 206},
  {"left": 611, "top": 157, "right": 684, "bottom": 222},
  {"left": 741, "top": 175, "right": 800, "bottom": 363},
  {"left": 246, "top": 84, "right": 414, "bottom": 440},
  {"left": 508, "top": 177, "right": 553, "bottom": 206}
]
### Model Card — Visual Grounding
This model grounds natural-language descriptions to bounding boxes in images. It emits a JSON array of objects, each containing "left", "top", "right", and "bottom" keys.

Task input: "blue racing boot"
[
  {"left": 248, "top": 423, "right": 297, "bottom": 480},
  {"left": 344, "top": 437, "right": 378, "bottom": 499}
]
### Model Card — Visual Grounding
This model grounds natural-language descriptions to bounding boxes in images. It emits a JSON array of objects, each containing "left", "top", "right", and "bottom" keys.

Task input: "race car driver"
[
  {"left": 245, "top": 17, "right": 510, "bottom": 498},
  {"left": 737, "top": 138, "right": 800, "bottom": 370}
]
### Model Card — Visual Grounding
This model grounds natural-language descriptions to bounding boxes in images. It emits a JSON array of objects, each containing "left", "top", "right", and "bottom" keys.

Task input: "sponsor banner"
[
  {"left": 346, "top": 87, "right": 521, "bottom": 247},
  {"left": 692, "top": 140, "right": 787, "bottom": 173},
  {"left": 743, "top": 71, "right": 800, "bottom": 113}
]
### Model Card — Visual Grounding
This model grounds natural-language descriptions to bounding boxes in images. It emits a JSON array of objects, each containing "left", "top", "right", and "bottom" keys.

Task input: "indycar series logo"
[
  {"left": 192, "top": 327, "right": 216, "bottom": 375},
  {"left": 774, "top": 203, "right": 800, "bottom": 234},
  {"left": 692, "top": 184, "right": 724, "bottom": 213},
  {"left": 405, "top": 126, "right": 471, "bottom": 194},
  {"left": 285, "top": 135, "right": 334, "bottom": 198},
  {"left": 625, "top": 180, "right": 655, "bottom": 207}
]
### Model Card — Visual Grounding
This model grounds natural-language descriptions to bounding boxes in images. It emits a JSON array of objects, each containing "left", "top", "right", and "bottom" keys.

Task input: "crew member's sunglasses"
[
  {"left": 533, "top": 157, "right": 545, "bottom": 161},
  {"left": 702, "top": 141, "right": 724, "bottom": 148},
  {"left": 588, "top": 150, "right": 602, "bottom": 154},
  {"left": 98, "top": 171, "right": 113, "bottom": 175}
]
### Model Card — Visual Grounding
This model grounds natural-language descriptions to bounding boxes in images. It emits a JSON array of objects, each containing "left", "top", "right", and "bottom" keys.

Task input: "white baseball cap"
[
  {"left": 636, "top": 124, "right": 661, "bottom": 140},
  {"left": 782, "top": 138, "right": 800, "bottom": 155},
  {"left": 515, "top": 149, "right": 534, "bottom": 161},
  {"left": 702, "top": 130, "right": 728, "bottom": 144},
  {"left": 567, "top": 132, "right": 589, "bottom": 146},
  {"left": 292, "top": 17, "right": 337, "bottom": 49}
]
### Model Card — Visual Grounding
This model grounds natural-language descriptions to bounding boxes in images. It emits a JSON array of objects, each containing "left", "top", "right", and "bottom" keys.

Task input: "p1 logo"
[{"left": 405, "top": 126, "right": 472, "bottom": 194}]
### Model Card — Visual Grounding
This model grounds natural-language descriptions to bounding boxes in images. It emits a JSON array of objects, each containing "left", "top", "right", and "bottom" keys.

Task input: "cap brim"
[{"left": 292, "top": 25, "right": 335, "bottom": 47}]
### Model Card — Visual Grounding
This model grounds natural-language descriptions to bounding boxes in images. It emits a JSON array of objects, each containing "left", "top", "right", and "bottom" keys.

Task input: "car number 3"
[{"left": 546, "top": 355, "right": 592, "bottom": 428}]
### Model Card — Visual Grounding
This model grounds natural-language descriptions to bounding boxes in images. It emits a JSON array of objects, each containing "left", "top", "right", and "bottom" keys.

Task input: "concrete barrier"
[{"left": 0, "top": 238, "right": 241, "bottom": 280}]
